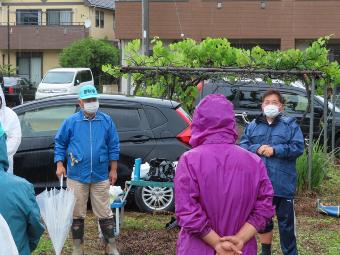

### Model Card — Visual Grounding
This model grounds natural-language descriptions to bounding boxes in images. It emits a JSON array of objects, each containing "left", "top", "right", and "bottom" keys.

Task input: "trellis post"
[
  {"left": 308, "top": 77, "right": 316, "bottom": 191},
  {"left": 323, "top": 85, "right": 328, "bottom": 153},
  {"left": 127, "top": 72, "right": 132, "bottom": 96}
]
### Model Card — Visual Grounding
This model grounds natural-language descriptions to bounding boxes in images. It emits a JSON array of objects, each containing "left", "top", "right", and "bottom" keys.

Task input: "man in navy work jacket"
[
  {"left": 55, "top": 85, "right": 120, "bottom": 255},
  {"left": 0, "top": 123, "right": 44, "bottom": 254},
  {"left": 240, "top": 89, "right": 304, "bottom": 255}
]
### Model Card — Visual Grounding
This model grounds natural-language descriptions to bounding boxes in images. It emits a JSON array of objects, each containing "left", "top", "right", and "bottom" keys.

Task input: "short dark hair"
[{"left": 262, "top": 89, "right": 285, "bottom": 104}]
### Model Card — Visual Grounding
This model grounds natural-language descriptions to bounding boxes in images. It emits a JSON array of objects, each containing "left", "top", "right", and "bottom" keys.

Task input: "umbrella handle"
[{"left": 60, "top": 174, "right": 63, "bottom": 188}]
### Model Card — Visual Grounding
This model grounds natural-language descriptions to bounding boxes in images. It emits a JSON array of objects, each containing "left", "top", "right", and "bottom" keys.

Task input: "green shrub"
[
  {"left": 59, "top": 38, "right": 119, "bottom": 86},
  {"left": 296, "top": 142, "right": 331, "bottom": 192}
]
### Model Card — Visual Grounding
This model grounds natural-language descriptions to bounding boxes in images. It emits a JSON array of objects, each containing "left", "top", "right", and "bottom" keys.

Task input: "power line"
[{"left": 173, "top": 0, "right": 184, "bottom": 38}]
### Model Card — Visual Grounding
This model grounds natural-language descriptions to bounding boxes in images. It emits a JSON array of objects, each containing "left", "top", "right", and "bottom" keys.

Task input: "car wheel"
[{"left": 134, "top": 186, "right": 175, "bottom": 213}]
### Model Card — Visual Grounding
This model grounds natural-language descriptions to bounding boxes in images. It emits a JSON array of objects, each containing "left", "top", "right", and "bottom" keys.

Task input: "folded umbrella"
[{"left": 36, "top": 176, "right": 75, "bottom": 255}]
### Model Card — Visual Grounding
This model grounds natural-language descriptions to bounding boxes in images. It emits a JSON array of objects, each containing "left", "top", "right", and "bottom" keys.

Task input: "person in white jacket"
[
  {"left": 0, "top": 214, "right": 19, "bottom": 255},
  {"left": 0, "top": 87, "right": 21, "bottom": 174}
]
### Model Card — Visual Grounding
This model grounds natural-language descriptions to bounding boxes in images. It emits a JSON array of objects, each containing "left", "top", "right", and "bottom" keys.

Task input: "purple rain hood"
[
  {"left": 189, "top": 94, "right": 238, "bottom": 148},
  {"left": 175, "top": 94, "right": 274, "bottom": 255}
]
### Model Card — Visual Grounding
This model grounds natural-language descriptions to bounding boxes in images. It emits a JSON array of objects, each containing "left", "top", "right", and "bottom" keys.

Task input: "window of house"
[
  {"left": 47, "top": 9, "right": 72, "bottom": 25},
  {"left": 17, "top": 52, "right": 43, "bottom": 86},
  {"left": 16, "top": 10, "right": 41, "bottom": 25},
  {"left": 96, "top": 11, "right": 104, "bottom": 28}
]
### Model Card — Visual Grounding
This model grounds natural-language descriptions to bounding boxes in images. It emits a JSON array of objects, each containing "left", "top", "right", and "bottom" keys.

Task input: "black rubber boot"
[
  {"left": 261, "top": 243, "right": 272, "bottom": 255},
  {"left": 99, "top": 218, "right": 120, "bottom": 255},
  {"left": 71, "top": 218, "right": 84, "bottom": 255}
]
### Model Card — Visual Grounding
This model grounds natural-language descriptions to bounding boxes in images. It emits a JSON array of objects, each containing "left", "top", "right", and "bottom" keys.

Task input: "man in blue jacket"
[
  {"left": 240, "top": 89, "right": 304, "bottom": 255},
  {"left": 55, "top": 85, "right": 120, "bottom": 255},
  {"left": 0, "top": 124, "right": 44, "bottom": 254}
]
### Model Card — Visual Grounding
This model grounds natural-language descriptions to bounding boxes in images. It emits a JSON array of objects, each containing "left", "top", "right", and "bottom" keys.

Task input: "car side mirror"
[{"left": 75, "top": 79, "right": 80, "bottom": 85}]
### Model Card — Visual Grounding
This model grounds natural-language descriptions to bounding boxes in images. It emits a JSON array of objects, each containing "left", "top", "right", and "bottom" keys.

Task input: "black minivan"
[
  {"left": 196, "top": 80, "right": 340, "bottom": 148},
  {"left": 13, "top": 94, "right": 192, "bottom": 212}
]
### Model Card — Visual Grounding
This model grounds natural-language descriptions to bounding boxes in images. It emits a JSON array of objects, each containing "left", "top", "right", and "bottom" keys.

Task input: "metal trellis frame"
[{"left": 119, "top": 65, "right": 325, "bottom": 190}]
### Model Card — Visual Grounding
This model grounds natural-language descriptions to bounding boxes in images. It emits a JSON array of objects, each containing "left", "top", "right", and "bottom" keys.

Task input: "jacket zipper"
[{"left": 90, "top": 120, "right": 93, "bottom": 176}]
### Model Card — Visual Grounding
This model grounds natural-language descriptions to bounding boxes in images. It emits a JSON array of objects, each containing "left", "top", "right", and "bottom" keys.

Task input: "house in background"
[
  {"left": 0, "top": 0, "right": 116, "bottom": 85},
  {"left": 115, "top": 0, "right": 340, "bottom": 93}
]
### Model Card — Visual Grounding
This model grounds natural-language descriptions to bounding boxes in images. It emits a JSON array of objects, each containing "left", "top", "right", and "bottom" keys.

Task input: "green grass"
[
  {"left": 33, "top": 235, "right": 54, "bottom": 254},
  {"left": 260, "top": 216, "right": 340, "bottom": 255},
  {"left": 34, "top": 166, "right": 340, "bottom": 255},
  {"left": 297, "top": 217, "right": 340, "bottom": 255},
  {"left": 123, "top": 211, "right": 172, "bottom": 230},
  {"left": 296, "top": 142, "right": 331, "bottom": 192},
  {"left": 35, "top": 211, "right": 339, "bottom": 255},
  {"left": 320, "top": 164, "right": 340, "bottom": 201}
]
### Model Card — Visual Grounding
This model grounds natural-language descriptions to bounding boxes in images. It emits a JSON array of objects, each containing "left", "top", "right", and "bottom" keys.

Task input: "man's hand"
[
  {"left": 262, "top": 146, "right": 274, "bottom": 157},
  {"left": 257, "top": 145, "right": 268, "bottom": 156},
  {"left": 215, "top": 240, "right": 242, "bottom": 255},
  {"left": 109, "top": 170, "right": 117, "bottom": 185},
  {"left": 257, "top": 145, "right": 274, "bottom": 157},
  {"left": 56, "top": 161, "right": 66, "bottom": 178},
  {"left": 109, "top": 160, "right": 118, "bottom": 185}
]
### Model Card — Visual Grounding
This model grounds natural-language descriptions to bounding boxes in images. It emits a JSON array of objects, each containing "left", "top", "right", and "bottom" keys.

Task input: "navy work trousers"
[{"left": 259, "top": 196, "right": 298, "bottom": 255}]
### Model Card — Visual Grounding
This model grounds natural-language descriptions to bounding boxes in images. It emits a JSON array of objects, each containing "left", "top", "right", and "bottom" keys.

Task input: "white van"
[{"left": 35, "top": 68, "right": 94, "bottom": 99}]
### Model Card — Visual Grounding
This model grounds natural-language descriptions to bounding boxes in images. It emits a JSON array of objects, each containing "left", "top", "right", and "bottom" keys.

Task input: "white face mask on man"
[
  {"left": 263, "top": 104, "right": 280, "bottom": 118},
  {"left": 84, "top": 101, "right": 99, "bottom": 114}
]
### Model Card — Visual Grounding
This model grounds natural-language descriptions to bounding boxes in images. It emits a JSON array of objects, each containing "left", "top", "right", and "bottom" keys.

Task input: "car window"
[
  {"left": 218, "top": 86, "right": 238, "bottom": 102},
  {"left": 282, "top": 93, "right": 308, "bottom": 113},
  {"left": 237, "top": 90, "right": 262, "bottom": 110},
  {"left": 82, "top": 70, "right": 92, "bottom": 82},
  {"left": 100, "top": 106, "right": 143, "bottom": 131},
  {"left": 19, "top": 79, "right": 27, "bottom": 86},
  {"left": 202, "top": 83, "right": 238, "bottom": 102},
  {"left": 236, "top": 117, "right": 247, "bottom": 144},
  {"left": 75, "top": 72, "right": 82, "bottom": 84},
  {"left": 144, "top": 106, "right": 167, "bottom": 129},
  {"left": 22, "top": 78, "right": 30, "bottom": 85},
  {"left": 43, "top": 72, "right": 74, "bottom": 84},
  {"left": 3, "top": 77, "right": 19, "bottom": 86},
  {"left": 18, "top": 105, "right": 76, "bottom": 137},
  {"left": 315, "top": 96, "right": 340, "bottom": 113}
]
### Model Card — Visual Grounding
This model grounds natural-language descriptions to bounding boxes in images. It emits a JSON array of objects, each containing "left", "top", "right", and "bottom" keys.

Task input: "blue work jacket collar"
[
  {"left": 79, "top": 110, "right": 102, "bottom": 121},
  {"left": 256, "top": 113, "right": 282, "bottom": 126}
]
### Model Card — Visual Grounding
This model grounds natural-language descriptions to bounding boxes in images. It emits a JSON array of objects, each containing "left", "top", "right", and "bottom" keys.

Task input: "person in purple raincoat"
[{"left": 175, "top": 94, "right": 275, "bottom": 255}]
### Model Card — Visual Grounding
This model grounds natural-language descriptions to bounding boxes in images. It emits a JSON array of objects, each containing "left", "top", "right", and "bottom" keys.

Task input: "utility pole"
[
  {"left": 7, "top": 4, "right": 10, "bottom": 76},
  {"left": 142, "top": 0, "right": 149, "bottom": 56}
]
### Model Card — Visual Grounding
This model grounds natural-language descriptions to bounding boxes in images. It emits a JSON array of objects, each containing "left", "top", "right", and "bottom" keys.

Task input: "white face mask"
[
  {"left": 263, "top": 104, "right": 280, "bottom": 118},
  {"left": 84, "top": 101, "right": 99, "bottom": 114}
]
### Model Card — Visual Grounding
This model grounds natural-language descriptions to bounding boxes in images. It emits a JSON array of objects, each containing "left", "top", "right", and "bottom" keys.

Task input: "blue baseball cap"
[{"left": 79, "top": 85, "right": 98, "bottom": 99}]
